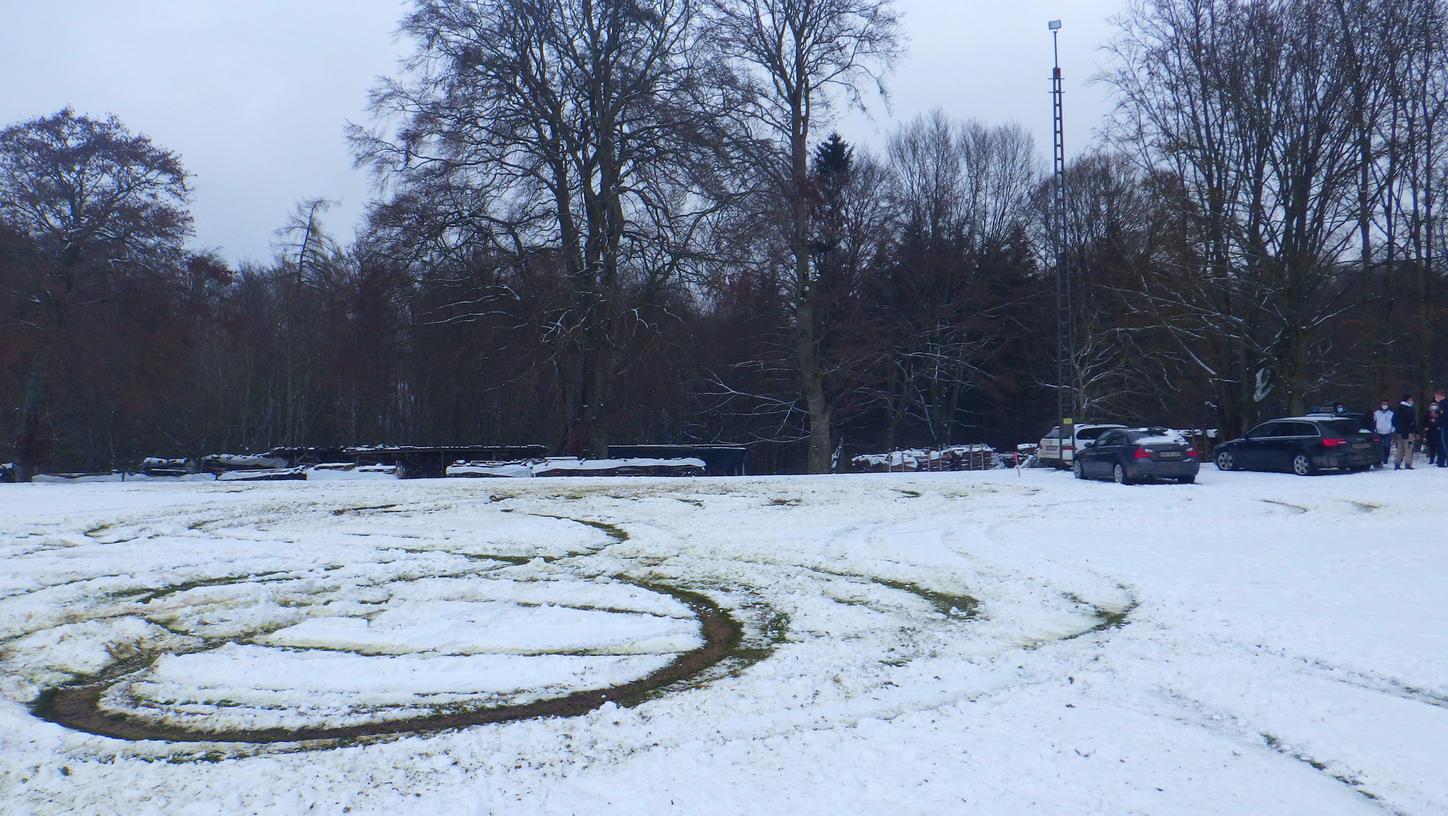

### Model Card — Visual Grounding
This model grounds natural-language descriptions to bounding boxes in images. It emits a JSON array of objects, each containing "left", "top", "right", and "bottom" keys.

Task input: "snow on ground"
[{"left": 0, "top": 467, "right": 1445, "bottom": 815}]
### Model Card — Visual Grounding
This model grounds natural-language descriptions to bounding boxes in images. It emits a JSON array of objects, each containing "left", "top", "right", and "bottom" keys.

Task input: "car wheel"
[
  {"left": 1215, "top": 450, "right": 1235, "bottom": 471},
  {"left": 1113, "top": 463, "right": 1132, "bottom": 485},
  {"left": 1073, "top": 460, "right": 1086, "bottom": 480},
  {"left": 1178, "top": 475, "right": 1196, "bottom": 484},
  {"left": 1291, "top": 453, "right": 1314, "bottom": 476}
]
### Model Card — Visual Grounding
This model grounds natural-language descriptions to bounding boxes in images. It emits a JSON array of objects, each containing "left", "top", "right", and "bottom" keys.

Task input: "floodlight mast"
[{"left": 1049, "top": 20, "right": 1074, "bottom": 460}]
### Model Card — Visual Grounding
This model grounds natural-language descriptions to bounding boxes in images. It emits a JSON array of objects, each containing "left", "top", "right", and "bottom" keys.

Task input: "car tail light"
[
  {"left": 1132, "top": 448, "right": 1152, "bottom": 459},
  {"left": 1185, "top": 446, "right": 1200, "bottom": 458},
  {"left": 1322, "top": 438, "right": 1347, "bottom": 447}
]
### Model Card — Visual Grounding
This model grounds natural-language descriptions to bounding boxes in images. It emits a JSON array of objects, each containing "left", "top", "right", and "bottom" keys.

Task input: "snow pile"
[
  {"left": 851, "top": 444, "right": 995, "bottom": 472},
  {"left": 140, "top": 457, "right": 190, "bottom": 468},
  {"left": 306, "top": 463, "right": 398, "bottom": 481},
  {"left": 30, "top": 472, "right": 126, "bottom": 483},
  {"left": 448, "top": 457, "right": 709, "bottom": 478},
  {"left": 446, "top": 461, "right": 538, "bottom": 478},
  {"left": 531, "top": 457, "right": 706, "bottom": 477},
  {"left": 201, "top": 453, "right": 291, "bottom": 472},
  {"left": 216, "top": 467, "right": 307, "bottom": 482}
]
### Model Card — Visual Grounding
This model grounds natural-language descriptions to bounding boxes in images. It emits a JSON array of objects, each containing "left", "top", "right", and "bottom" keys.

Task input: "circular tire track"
[
  {"left": 21, "top": 512, "right": 758, "bottom": 745},
  {"left": 31, "top": 577, "right": 742, "bottom": 744}
]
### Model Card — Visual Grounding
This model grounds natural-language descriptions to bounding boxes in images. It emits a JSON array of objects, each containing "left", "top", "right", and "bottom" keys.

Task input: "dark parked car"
[
  {"left": 1072, "top": 427, "right": 1201, "bottom": 484},
  {"left": 1213, "top": 417, "right": 1379, "bottom": 476}
]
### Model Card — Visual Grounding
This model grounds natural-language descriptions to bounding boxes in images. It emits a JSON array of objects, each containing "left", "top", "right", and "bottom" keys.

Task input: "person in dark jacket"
[
  {"left": 1436, "top": 389, "right": 1448, "bottom": 468},
  {"left": 1392, "top": 395, "right": 1418, "bottom": 469},
  {"left": 1427, "top": 402, "right": 1443, "bottom": 466}
]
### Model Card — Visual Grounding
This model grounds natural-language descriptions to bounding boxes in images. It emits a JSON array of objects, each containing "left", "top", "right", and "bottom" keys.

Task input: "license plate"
[{"left": 1158, "top": 451, "right": 1182, "bottom": 459}]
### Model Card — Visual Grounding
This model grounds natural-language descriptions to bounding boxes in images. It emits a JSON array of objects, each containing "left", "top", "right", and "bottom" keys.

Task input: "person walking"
[
  {"left": 1373, "top": 399, "right": 1396, "bottom": 466},
  {"left": 1427, "top": 402, "right": 1443, "bottom": 466},
  {"left": 1436, "top": 389, "right": 1448, "bottom": 469},
  {"left": 1392, "top": 394, "right": 1418, "bottom": 470}
]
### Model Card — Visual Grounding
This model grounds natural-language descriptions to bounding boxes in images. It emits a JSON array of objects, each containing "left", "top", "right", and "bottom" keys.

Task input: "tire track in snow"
[{"left": 15, "top": 510, "right": 756, "bottom": 747}]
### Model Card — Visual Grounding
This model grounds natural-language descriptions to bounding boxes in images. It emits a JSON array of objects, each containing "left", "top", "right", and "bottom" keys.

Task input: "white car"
[{"left": 1037, "top": 423, "right": 1127, "bottom": 468}]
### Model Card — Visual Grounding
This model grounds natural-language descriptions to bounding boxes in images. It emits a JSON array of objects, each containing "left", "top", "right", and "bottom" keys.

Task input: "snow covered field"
[{"left": 1, "top": 467, "right": 1444, "bottom": 815}]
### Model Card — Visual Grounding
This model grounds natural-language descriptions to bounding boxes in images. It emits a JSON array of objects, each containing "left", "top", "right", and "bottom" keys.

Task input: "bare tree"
[
  {"left": 1027, "top": 152, "right": 1168, "bottom": 421},
  {"left": 1384, "top": 0, "right": 1448, "bottom": 402},
  {"left": 871, "top": 113, "right": 1040, "bottom": 447},
  {"left": 357, "top": 0, "right": 737, "bottom": 456},
  {"left": 1107, "top": 0, "right": 1367, "bottom": 433},
  {"left": 710, "top": 0, "right": 902, "bottom": 472},
  {"left": 272, "top": 198, "right": 340, "bottom": 446},
  {"left": 0, "top": 108, "right": 191, "bottom": 479}
]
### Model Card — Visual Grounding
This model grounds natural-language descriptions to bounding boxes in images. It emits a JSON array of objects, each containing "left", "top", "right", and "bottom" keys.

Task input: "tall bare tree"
[
  {"left": 710, "top": 0, "right": 901, "bottom": 472},
  {"left": 1107, "top": 0, "right": 1367, "bottom": 433},
  {"left": 357, "top": 0, "right": 737, "bottom": 456},
  {"left": 0, "top": 108, "right": 191, "bottom": 479},
  {"left": 872, "top": 113, "right": 1039, "bottom": 446}
]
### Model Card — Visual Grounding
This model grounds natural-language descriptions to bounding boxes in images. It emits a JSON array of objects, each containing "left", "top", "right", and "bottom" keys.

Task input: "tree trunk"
[
  {"left": 587, "top": 337, "right": 614, "bottom": 460},
  {"left": 15, "top": 334, "right": 56, "bottom": 482},
  {"left": 560, "top": 336, "right": 590, "bottom": 457},
  {"left": 789, "top": 86, "right": 832, "bottom": 474},
  {"left": 883, "top": 365, "right": 902, "bottom": 453},
  {"left": 796, "top": 296, "right": 832, "bottom": 472},
  {"left": 1286, "top": 324, "right": 1309, "bottom": 416}
]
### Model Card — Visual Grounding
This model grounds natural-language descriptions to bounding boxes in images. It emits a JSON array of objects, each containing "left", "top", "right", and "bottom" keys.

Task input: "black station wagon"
[{"left": 1213, "top": 417, "right": 1379, "bottom": 476}]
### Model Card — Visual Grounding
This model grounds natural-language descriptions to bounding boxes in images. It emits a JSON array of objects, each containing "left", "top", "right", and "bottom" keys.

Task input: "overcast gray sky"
[{"left": 0, "top": 1, "right": 1125, "bottom": 265}]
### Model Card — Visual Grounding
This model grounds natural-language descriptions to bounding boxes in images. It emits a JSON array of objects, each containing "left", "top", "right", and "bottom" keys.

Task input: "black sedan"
[
  {"left": 1213, "top": 417, "right": 1379, "bottom": 475},
  {"left": 1072, "top": 428, "right": 1201, "bottom": 484}
]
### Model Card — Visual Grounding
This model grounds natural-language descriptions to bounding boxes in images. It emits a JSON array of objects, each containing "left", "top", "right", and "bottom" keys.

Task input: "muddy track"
[
  {"left": 1260, "top": 733, "right": 1410, "bottom": 816},
  {"left": 30, "top": 578, "right": 742, "bottom": 744},
  {"left": 25, "top": 513, "right": 757, "bottom": 745}
]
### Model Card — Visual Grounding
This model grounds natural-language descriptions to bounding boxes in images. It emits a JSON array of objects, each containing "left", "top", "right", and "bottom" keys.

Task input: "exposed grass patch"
[
  {"left": 521, "top": 514, "right": 629, "bottom": 549},
  {"left": 573, "top": 518, "right": 629, "bottom": 544},
  {"left": 873, "top": 578, "right": 979, "bottom": 618},
  {"left": 330, "top": 504, "right": 399, "bottom": 516},
  {"left": 1260, "top": 732, "right": 1385, "bottom": 804},
  {"left": 134, "top": 573, "right": 287, "bottom": 605},
  {"left": 1259, "top": 499, "right": 1309, "bottom": 514},
  {"left": 1062, "top": 591, "right": 1137, "bottom": 640}
]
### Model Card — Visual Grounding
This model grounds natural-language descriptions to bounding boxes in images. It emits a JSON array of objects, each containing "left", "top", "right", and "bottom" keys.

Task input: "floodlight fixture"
[{"left": 1048, "top": 19, "right": 1062, "bottom": 30}]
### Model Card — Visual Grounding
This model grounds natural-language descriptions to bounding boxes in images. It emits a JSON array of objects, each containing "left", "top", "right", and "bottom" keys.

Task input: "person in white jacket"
[{"left": 1373, "top": 400, "right": 1396, "bottom": 466}]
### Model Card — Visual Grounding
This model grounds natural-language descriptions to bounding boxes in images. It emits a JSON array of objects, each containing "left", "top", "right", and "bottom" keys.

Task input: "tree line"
[{"left": 3, "top": 0, "right": 1446, "bottom": 479}]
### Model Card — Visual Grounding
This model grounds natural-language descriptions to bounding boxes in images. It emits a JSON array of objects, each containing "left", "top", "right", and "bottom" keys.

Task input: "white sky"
[{"left": 0, "top": 0, "right": 1125, "bottom": 265}]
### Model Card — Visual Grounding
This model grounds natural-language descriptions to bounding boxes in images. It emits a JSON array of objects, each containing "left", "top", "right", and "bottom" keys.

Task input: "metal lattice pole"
[{"left": 1049, "top": 20, "right": 1074, "bottom": 456}]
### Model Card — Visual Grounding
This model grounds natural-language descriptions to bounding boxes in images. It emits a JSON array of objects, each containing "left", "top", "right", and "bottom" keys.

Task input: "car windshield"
[{"left": 1319, "top": 419, "right": 1365, "bottom": 438}]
